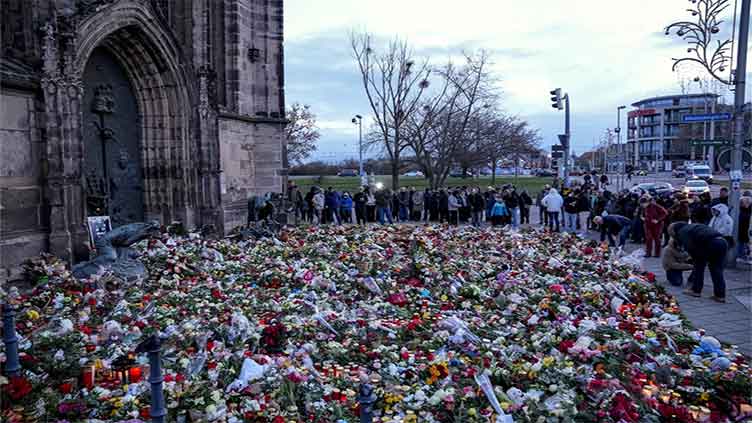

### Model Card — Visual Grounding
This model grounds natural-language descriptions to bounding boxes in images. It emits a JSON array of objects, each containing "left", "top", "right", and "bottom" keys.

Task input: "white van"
[{"left": 687, "top": 164, "right": 713, "bottom": 184}]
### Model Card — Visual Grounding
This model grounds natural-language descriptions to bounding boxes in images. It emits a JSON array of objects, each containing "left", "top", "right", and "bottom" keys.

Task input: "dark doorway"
[{"left": 82, "top": 47, "right": 144, "bottom": 227}]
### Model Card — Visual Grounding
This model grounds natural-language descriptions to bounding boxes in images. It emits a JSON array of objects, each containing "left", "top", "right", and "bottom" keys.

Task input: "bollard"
[
  {"left": 357, "top": 383, "right": 376, "bottom": 423},
  {"left": 136, "top": 335, "right": 166, "bottom": 423},
  {"left": 2, "top": 303, "right": 21, "bottom": 376}
]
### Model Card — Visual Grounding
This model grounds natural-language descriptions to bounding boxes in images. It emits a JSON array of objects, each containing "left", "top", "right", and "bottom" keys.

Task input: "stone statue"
[{"left": 72, "top": 221, "right": 160, "bottom": 282}]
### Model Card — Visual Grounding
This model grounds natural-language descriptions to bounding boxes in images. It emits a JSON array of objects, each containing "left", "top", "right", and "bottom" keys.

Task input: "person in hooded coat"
[
  {"left": 709, "top": 203, "right": 734, "bottom": 247},
  {"left": 541, "top": 187, "right": 564, "bottom": 232},
  {"left": 669, "top": 222, "right": 727, "bottom": 303},
  {"left": 643, "top": 196, "right": 669, "bottom": 258}
]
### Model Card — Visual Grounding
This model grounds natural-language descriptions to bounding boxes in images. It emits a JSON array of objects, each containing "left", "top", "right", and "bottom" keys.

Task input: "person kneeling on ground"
[
  {"left": 662, "top": 237, "right": 694, "bottom": 287},
  {"left": 593, "top": 214, "right": 631, "bottom": 249},
  {"left": 668, "top": 222, "right": 727, "bottom": 303}
]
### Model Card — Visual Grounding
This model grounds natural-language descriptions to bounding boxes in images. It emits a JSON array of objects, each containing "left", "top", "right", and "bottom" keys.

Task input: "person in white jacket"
[
  {"left": 709, "top": 203, "right": 733, "bottom": 238},
  {"left": 541, "top": 188, "right": 564, "bottom": 232},
  {"left": 312, "top": 189, "right": 325, "bottom": 224},
  {"left": 448, "top": 191, "right": 460, "bottom": 225}
]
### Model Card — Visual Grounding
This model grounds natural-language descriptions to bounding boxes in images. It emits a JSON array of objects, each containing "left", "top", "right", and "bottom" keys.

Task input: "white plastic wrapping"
[
  {"left": 226, "top": 358, "right": 267, "bottom": 392},
  {"left": 474, "top": 372, "right": 514, "bottom": 423}
]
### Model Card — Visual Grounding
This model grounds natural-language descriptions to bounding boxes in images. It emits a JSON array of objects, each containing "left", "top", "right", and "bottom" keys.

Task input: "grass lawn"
[{"left": 291, "top": 175, "right": 554, "bottom": 195}]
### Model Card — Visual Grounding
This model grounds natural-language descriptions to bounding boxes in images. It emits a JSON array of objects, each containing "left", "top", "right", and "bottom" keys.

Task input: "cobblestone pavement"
[{"left": 526, "top": 206, "right": 752, "bottom": 356}]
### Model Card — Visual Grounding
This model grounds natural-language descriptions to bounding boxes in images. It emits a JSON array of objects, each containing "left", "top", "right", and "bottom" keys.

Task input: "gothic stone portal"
[{"left": 82, "top": 48, "right": 144, "bottom": 226}]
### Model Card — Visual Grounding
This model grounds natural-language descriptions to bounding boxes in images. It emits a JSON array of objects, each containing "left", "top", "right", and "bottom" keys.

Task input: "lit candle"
[
  {"left": 129, "top": 366, "right": 142, "bottom": 383},
  {"left": 658, "top": 391, "right": 671, "bottom": 403},
  {"left": 82, "top": 365, "right": 96, "bottom": 389}
]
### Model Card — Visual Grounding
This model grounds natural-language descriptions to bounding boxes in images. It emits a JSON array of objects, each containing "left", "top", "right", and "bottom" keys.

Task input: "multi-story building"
[{"left": 626, "top": 94, "right": 720, "bottom": 171}]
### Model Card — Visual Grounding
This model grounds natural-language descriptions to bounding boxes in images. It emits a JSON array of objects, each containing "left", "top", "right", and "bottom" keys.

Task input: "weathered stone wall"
[
  {"left": 0, "top": 88, "right": 47, "bottom": 280},
  {"left": 218, "top": 115, "right": 284, "bottom": 231}
]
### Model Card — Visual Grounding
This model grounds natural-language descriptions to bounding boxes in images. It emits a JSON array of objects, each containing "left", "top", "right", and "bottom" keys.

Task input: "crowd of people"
[
  {"left": 283, "top": 178, "right": 751, "bottom": 303},
  {"left": 287, "top": 184, "right": 535, "bottom": 228}
]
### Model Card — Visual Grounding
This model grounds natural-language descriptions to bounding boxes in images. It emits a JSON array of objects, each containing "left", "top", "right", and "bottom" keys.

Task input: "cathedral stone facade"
[{"left": 0, "top": 0, "right": 286, "bottom": 279}]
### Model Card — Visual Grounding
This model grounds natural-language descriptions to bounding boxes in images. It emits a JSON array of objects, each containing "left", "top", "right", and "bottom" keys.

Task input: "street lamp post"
[
  {"left": 616, "top": 105, "right": 626, "bottom": 190},
  {"left": 352, "top": 115, "right": 364, "bottom": 185},
  {"left": 666, "top": 0, "right": 750, "bottom": 262}
]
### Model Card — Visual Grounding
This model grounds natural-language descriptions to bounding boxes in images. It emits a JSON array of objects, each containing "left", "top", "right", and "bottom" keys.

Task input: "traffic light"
[{"left": 550, "top": 88, "right": 563, "bottom": 110}]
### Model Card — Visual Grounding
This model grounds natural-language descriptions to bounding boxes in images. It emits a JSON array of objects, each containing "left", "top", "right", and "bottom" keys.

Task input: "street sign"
[
  {"left": 689, "top": 139, "right": 752, "bottom": 147},
  {"left": 557, "top": 134, "right": 569, "bottom": 148},
  {"left": 681, "top": 112, "right": 732, "bottom": 123}
]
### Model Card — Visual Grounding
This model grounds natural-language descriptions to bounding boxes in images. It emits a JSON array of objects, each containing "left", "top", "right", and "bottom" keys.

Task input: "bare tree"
[
  {"left": 351, "top": 31, "right": 432, "bottom": 190},
  {"left": 285, "top": 103, "right": 320, "bottom": 165},
  {"left": 404, "top": 51, "right": 497, "bottom": 188},
  {"left": 480, "top": 115, "right": 540, "bottom": 185}
]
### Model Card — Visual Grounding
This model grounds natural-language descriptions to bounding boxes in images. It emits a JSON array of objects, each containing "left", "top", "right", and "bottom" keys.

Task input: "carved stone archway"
[{"left": 42, "top": 1, "right": 206, "bottom": 262}]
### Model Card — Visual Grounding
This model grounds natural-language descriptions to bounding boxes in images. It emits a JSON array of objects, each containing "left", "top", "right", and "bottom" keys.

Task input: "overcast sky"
[{"left": 283, "top": 0, "right": 751, "bottom": 163}]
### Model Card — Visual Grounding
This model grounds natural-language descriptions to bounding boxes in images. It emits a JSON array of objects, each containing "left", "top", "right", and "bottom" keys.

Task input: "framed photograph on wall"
[{"left": 87, "top": 216, "right": 112, "bottom": 249}]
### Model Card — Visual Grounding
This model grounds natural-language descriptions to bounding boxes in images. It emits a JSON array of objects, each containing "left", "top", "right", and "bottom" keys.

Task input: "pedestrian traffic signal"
[{"left": 550, "top": 88, "right": 563, "bottom": 110}]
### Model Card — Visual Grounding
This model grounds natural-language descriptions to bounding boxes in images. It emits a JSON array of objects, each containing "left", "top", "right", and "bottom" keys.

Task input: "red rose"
[
  {"left": 206, "top": 340, "right": 215, "bottom": 351},
  {"left": 140, "top": 407, "right": 151, "bottom": 419},
  {"left": 645, "top": 272, "right": 656, "bottom": 282},
  {"left": 4, "top": 376, "right": 33, "bottom": 400},
  {"left": 582, "top": 246, "right": 594, "bottom": 255},
  {"left": 175, "top": 374, "right": 185, "bottom": 382},
  {"left": 558, "top": 339, "right": 575, "bottom": 353}
]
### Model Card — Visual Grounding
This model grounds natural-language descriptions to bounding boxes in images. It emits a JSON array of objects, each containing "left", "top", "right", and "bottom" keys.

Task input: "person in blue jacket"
[
  {"left": 490, "top": 196, "right": 509, "bottom": 227},
  {"left": 339, "top": 192, "right": 354, "bottom": 224},
  {"left": 324, "top": 187, "right": 340, "bottom": 224}
]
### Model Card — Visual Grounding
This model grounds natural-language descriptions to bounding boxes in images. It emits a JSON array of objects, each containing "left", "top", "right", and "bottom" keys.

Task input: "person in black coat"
[
  {"left": 354, "top": 188, "right": 368, "bottom": 225},
  {"left": 438, "top": 189, "right": 449, "bottom": 223},
  {"left": 669, "top": 222, "right": 727, "bottom": 302},
  {"left": 593, "top": 214, "right": 631, "bottom": 247},
  {"left": 469, "top": 189, "right": 485, "bottom": 226},
  {"left": 690, "top": 193, "right": 712, "bottom": 225},
  {"left": 519, "top": 189, "right": 533, "bottom": 225}
]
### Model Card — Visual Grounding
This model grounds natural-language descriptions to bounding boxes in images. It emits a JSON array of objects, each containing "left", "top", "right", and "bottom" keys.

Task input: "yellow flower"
[
  {"left": 700, "top": 392, "right": 710, "bottom": 402},
  {"left": 468, "top": 408, "right": 477, "bottom": 417},
  {"left": 543, "top": 356, "right": 555, "bottom": 367},
  {"left": 26, "top": 310, "right": 40, "bottom": 320}
]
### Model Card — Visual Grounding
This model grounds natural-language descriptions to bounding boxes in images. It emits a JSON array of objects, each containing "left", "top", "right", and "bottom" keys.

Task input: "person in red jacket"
[{"left": 642, "top": 196, "right": 668, "bottom": 257}]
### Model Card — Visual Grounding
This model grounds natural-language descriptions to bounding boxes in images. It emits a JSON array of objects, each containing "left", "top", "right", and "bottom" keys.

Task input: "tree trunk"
[
  {"left": 391, "top": 160, "right": 400, "bottom": 191},
  {"left": 491, "top": 161, "right": 497, "bottom": 186}
]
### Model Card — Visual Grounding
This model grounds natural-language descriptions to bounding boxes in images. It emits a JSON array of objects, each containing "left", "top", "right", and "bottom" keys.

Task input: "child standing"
[
  {"left": 661, "top": 237, "right": 694, "bottom": 286},
  {"left": 490, "top": 196, "right": 508, "bottom": 227}
]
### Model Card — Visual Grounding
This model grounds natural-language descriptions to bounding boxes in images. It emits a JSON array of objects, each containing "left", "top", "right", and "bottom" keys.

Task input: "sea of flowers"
[{"left": 1, "top": 224, "right": 751, "bottom": 422}]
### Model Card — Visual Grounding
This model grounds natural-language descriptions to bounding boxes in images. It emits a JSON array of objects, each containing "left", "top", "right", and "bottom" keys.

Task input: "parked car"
[
  {"left": 337, "top": 169, "right": 358, "bottom": 177},
  {"left": 683, "top": 179, "right": 710, "bottom": 196},
  {"left": 630, "top": 182, "right": 674, "bottom": 196},
  {"left": 449, "top": 169, "right": 465, "bottom": 178},
  {"left": 672, "top": 166, "right": 686, "bottom": 178},
  {"left": 687, "top": 164, "right": 713, "bottom": 183},
  {"left": 403, "top": 170, "right": 424, "bottom": 177},
  {"left": 535, "top": 169, "right": 555, "bottom": 177}
]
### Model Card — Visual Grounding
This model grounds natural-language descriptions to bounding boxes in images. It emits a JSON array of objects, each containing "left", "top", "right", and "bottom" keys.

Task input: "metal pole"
[
  {"left": 2, "top": 303, "right": 21, "bottom": 376},
  {"left": 358, "top": 118, "right": 364, "bottom": 179},
  {"left": 564, "top": 94, "right": 571, "bottom": 184},
  {"left": 729, "top": 0, "right": 750, "bottom": 262},
  {"left": 137, "top": 336, "right": 166, "bottom": 423}
]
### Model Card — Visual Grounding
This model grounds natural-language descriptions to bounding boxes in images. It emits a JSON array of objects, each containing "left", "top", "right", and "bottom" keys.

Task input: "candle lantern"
[{"left": 112, "top": 354, "right": 137, "bottom": 385}]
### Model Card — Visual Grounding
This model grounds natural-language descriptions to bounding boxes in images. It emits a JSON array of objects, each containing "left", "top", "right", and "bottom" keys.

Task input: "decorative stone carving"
[
  {"left": 72, "top": 221, "right": 160, "bottom": 281},
  {"left": 92, "top": 84, "right": 115, "bottom": 114}
]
